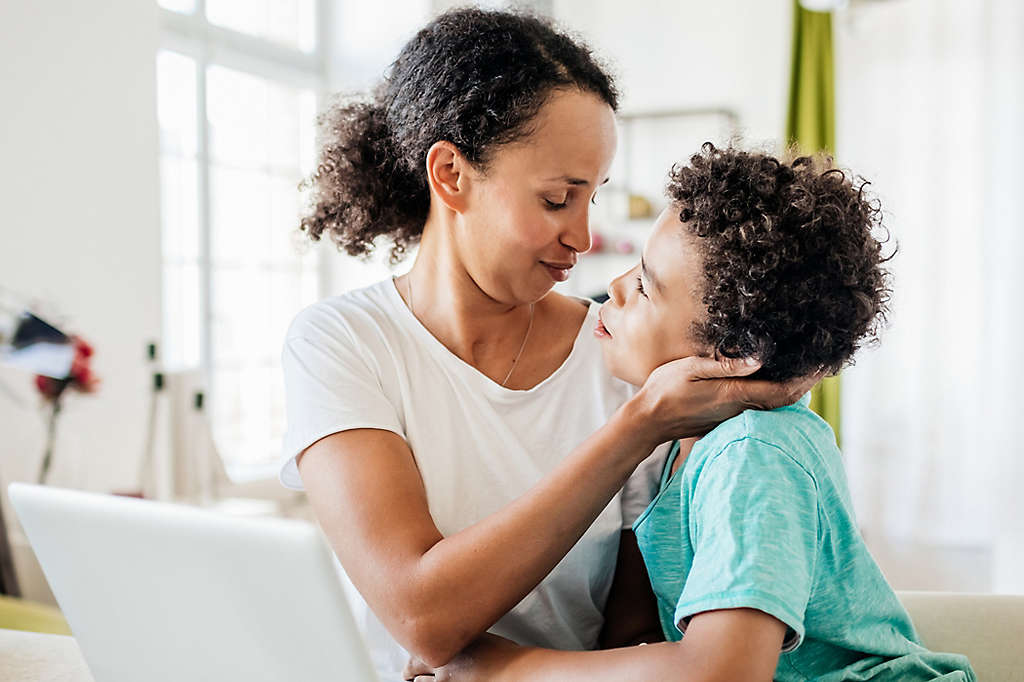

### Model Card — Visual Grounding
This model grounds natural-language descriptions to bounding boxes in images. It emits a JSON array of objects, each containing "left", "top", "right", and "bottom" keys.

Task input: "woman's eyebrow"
[
  {"left": 543, "top": 176, "right": 611, "bottom": 186},
  {"left": 642, "top": 256, "right": 663, "bottom": 295}
]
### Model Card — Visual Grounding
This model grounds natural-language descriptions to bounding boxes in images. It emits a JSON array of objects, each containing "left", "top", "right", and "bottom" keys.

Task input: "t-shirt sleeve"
[
  {"left": 278, "top": 318, "right": 404, "bottom": 491},
  {"left": 620, "top": 440, "right": 673, "bottom": 529},
  {"left": 675, "top": 437, "right": 819, "bottom": 652}
]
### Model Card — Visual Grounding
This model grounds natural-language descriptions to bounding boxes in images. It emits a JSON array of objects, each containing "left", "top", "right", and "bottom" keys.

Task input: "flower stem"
[{"left": 38, "top": 398, "right": 62, "bottom": 484}]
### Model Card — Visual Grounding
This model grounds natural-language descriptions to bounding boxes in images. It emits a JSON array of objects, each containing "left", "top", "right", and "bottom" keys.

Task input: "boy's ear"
[{"left": 425, "top": 141, "right": 473, "bottom": 214}]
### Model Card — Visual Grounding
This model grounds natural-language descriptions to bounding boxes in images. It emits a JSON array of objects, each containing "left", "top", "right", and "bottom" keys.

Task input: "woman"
[{"left": 280, "top": 8, "right": 811, "bottom": 680}]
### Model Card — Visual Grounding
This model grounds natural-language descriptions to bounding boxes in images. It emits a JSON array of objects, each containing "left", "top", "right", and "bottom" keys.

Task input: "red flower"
[
  {"left": 33, "top": 335, "right": 100, "bottom": 401},
  {"left": 34, "top": 375, "right": 66, "bottom": 400}
]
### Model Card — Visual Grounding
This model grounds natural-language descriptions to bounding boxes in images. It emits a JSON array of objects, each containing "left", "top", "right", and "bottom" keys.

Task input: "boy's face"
[{"left": 596, "top": 207, "right": 710, "bottom": 386}]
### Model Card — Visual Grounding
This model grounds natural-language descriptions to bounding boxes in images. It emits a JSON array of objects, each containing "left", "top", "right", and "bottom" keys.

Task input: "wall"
[
  {"left": 834, "top": 0, "right": 1024, "bottom": 593},
  {"left": 551, "top": 0, "right": 791, "bottom": 143},
  {"left": 0, "top": 0, "right": 163, "bottom": 599}
]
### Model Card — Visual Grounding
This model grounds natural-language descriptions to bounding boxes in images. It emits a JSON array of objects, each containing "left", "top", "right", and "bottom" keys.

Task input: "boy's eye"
[
  {"left": 635, "top": 274, "right": 647, "bottom": 298},
  {"left": 544, "top": 198, "right": 568, "bottom": 210}
]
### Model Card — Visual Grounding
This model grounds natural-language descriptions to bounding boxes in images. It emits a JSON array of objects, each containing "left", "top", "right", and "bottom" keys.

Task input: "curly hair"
[
  {"left": 300, "top": 8, "right": 618, "bottom": 263},
  {"left": 667, "top": 143, "right": 893, "bottom": 382}
]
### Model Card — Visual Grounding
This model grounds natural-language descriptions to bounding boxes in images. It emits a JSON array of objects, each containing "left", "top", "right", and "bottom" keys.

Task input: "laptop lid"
[{"left": 8, "top": 482, "right": 379, "bottom": 682}]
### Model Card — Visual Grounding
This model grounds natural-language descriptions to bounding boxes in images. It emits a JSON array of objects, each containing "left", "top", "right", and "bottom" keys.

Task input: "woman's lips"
[{"left": 542, "top": 262, "right": 573, "bottom": 282}]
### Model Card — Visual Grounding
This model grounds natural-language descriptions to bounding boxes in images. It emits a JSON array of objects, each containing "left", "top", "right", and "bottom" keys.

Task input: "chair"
[
  {"left": 0, "top": 594, "right": 70, "bottom": 635},
  {"left": 897, "top": 590, "right": 1024, "bottom": 681}
]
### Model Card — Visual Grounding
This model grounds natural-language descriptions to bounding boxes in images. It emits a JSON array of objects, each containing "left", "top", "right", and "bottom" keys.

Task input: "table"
[{"left": 0, "top": 628, "right": 93, "bottom": 681}]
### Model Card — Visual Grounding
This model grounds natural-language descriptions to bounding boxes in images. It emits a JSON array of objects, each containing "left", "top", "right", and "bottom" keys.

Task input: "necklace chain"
[{"left": 405, "top": 275, "right": 535, "bottom": 388}]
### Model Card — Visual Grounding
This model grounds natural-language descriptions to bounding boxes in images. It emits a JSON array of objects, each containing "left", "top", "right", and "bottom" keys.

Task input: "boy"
[{"left": 408, "top": 144, "right": 976, "bottom": 681}]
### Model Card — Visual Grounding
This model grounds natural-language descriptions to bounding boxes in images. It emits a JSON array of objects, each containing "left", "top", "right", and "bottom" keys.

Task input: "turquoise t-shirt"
[{"left": 632, "top": 396, "right": 976, "bottom": 681}]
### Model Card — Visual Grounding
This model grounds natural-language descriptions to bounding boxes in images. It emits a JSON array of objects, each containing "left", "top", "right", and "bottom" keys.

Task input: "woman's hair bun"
[{"left": 299, "top": 99, "right": 427, "bottom": 263}]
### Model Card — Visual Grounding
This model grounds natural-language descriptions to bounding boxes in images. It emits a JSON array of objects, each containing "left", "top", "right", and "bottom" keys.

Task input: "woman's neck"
[{"left": 402, "top": 219, "right": 536, "bottom": 371}]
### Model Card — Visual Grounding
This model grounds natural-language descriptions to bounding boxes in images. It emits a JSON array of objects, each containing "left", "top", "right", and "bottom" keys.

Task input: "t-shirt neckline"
[{"left": 386, "top": 277, "right": 595, "bottom": 398}]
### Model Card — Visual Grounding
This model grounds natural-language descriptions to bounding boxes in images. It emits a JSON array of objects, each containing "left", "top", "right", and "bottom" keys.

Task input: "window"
[
  {"left": 157, "top": 0, "right": 324, "bottom": 481},
  {"left": 206, "top": 0, "right": 317, "bottom": 53}
]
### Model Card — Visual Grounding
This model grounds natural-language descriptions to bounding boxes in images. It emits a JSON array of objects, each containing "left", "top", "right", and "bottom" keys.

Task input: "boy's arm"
[
  {"left": 601, "top": 437, "right": 701, "bottom": 648},
  {"left": 408, "top": 607, "right": 787, "bottom": 682},
  {"left": 598, "top": 530, "right": 665, "bottom": 648}
]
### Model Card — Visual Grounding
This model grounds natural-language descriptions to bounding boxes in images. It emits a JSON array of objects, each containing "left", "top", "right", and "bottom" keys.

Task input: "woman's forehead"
[{"left": 497, "top": 90, "right": 617, "bottom": 179}]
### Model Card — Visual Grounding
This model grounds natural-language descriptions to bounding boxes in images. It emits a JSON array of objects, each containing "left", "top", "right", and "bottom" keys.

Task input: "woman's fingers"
[
  {"left": 403, "top": 656, "right": 434, "bottom": 680},
  {"left": 684, "top": 355, "right": 762, "bottom": 381},
  {"left": 733, "top": 371, "right": 825, "bottom": 411},
  {"left": 636, "top": 357, "right": 826, "bottom": 442}
]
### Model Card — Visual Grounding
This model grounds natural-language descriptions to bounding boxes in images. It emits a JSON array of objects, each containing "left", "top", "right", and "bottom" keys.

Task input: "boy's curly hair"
[{"left": 668, "top": 143, "right": 893, "bottom": 382}]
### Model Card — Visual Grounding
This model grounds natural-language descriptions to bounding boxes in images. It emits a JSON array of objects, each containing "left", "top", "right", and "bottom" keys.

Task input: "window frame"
[{"left": 158, "top": 0, "right": 330, "bottom": 481}]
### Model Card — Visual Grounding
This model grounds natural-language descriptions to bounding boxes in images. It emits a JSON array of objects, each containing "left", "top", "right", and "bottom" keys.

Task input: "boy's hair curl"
[{"left": 668, "top": 142, "right": 894, "bottom": 382}]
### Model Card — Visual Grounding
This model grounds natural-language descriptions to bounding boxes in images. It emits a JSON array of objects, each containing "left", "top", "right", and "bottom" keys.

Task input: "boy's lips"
[{"left": 595, "top": 310, "right": 612, "bottom": 339}]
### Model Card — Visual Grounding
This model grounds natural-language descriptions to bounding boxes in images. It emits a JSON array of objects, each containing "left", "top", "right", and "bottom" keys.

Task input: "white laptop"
[{"left": 8, "top": 482, "right": 380, "bottom": 682}]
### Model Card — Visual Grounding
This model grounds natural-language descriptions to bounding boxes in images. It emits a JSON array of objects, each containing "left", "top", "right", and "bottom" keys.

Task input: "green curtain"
[{"left": 785, "top": 0, "right": 841, "bottom": 446}]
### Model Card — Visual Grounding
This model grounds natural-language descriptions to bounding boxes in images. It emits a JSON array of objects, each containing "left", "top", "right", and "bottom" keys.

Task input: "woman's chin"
[{"left": 526, "top": 273, "right": 557, "bottom": 300}]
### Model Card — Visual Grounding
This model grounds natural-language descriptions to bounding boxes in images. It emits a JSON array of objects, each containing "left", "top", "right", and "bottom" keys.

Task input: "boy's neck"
[{"left": 670, "top": 437, "right": 701, "bottom": 475}]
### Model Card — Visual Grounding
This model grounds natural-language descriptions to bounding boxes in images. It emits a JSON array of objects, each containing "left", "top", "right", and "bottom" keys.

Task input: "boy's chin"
[
  {"left": 602, "top": 355, "right": 647, "bottom": 387},
  {"left": 598, "top": 342, "right": 660, "bottom": 386}
]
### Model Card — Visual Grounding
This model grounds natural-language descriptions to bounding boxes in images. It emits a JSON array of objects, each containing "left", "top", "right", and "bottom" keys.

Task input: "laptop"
[{"left": 8, "top": 482, "right": 380, "bottom": 682}]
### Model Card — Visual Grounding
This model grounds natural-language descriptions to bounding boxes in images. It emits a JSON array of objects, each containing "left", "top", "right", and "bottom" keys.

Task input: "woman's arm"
[
  {"left": 302, "top": 355, "right": 815, "bottom": 667},
  {"left": 300, "top": 397, "right": 659, "bottom": 667},
  {"left": 407, "top": 608, "right": 787, "bottom": 682}
]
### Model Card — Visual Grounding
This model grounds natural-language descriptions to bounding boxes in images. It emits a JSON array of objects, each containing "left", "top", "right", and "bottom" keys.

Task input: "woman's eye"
[
  {"left": 544, "top": 198, "right": 568, "bottom": 210},
  {"left": 635, "top": 274, "right": 647, "bottom": 298}
]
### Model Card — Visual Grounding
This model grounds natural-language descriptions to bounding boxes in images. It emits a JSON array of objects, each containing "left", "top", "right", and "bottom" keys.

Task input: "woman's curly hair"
[
  {"left": 668, "top": 143, "right": 894, "bottom": 382},
  {"left": 300, "top": 8, "right": 618, "bottom": 263}
]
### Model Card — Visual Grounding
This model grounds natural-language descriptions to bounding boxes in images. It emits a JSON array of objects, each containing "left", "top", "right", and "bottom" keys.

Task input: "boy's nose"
[{"left": 607, "top": 271, "right": 626, "bottom": 304}]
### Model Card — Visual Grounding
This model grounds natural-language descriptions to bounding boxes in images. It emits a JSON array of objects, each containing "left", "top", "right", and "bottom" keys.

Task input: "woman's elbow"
[{"left": 397, "top": 614, "right": 474, "bottom": 668}]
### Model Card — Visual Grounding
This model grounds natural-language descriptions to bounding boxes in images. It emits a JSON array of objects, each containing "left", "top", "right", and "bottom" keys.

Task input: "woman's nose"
[{"left": 560, "top": 210, "right": 592, "bottom": 255}]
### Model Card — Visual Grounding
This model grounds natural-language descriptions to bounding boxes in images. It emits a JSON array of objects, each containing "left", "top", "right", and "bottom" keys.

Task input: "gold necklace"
[{"left": 405, "top": 274, "right": 535, "bottom": 388}]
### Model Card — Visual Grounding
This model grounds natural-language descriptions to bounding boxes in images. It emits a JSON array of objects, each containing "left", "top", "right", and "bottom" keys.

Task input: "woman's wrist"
[{"left": 614, "top": 393, "right": 665, "bottom": 456}]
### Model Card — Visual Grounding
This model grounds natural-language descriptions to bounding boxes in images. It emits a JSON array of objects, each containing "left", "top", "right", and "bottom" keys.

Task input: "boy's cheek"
[{"left": 599, "top": 342, "right": 635, "bottom": 385}]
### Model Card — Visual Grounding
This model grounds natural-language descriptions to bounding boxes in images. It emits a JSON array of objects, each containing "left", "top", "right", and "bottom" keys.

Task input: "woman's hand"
[
  {"left": 403, "top": 634, "right": 524, "bottom": 682},
  {"left": 631, "top": 356, "right": 824, "bottom": 443}
]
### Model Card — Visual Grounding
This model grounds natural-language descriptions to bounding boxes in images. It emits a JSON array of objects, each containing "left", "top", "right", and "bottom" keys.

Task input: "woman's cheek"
[{"left": 522, "top": 213, "right": 563, "bottom": 247}]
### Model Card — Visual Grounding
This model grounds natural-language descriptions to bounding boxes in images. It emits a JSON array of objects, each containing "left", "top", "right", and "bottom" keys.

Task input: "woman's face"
[
  {"left": 457, "top": 88, "right": 618, "bottom": 304},
  {"left": 595, "top": 207, "right": 711, "bottom": 386}
]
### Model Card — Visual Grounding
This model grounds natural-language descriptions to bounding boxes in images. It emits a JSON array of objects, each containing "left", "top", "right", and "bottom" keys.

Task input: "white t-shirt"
[{"left": 279, "top": 279, "right": 665, "bottom": 681}]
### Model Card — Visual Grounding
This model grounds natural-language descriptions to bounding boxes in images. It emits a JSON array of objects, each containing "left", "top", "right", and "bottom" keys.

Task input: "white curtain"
[{"left": 836, "top": 0, "right": 1024, "bottom": 591}]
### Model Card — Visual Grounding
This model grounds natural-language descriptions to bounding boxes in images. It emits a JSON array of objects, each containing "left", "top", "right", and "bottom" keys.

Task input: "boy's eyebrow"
[
  {"left": 641, "top": 256, "right": 663, "bottom": 295},
  {"left": 544, "top": 176, "right": 611, "bottom": 186}
]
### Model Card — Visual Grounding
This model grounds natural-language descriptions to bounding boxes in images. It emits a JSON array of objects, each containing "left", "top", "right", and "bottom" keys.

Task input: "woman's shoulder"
[
  {"left": 543, "top": 290, "right": 596, "bottom": 313},
  {"left": 285, "top": 279, "right": 402, "bottom": 343},
  {"left": 531, "top": 292, "right": 631, "bottom": 395},
  {"left": 536, "top": 290, "right": 595, "bottom": 337}
]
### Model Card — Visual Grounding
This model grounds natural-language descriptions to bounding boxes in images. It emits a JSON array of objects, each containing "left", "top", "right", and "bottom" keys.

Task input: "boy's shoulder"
[{"left": 688, "top": 394, "right": 837, "bottom": 478}]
